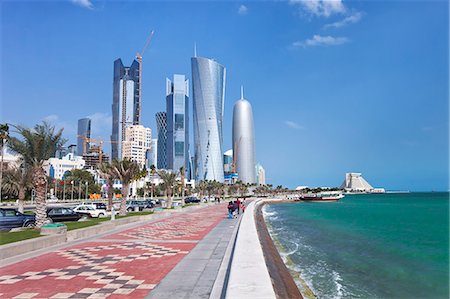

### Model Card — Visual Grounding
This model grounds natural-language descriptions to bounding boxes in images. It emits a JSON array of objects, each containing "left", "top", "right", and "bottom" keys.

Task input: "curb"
[{"left": 209, "top": 211, "right": 243, "bottom": 299}]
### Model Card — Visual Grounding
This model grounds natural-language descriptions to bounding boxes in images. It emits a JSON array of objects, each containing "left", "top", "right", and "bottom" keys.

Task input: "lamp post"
[
  {"left": 85, "top": 181, "right": 88, "bottom": 200},
  {"left": 71, "top": 181, "right": 74, "bottom": 201},
  {"left": 63, "top": 180, "right": 66, "bottom": 201},
  {"left": 78, "top": 181, "right": 82, "bottom": 200},
  {"left": 0, "top": 123, "right": 9, "bottom": 203}
]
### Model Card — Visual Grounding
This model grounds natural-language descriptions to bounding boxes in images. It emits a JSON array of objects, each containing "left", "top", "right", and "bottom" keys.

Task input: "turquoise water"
[{"left": 263, "top": 193, "right": 449, "bottom": 299}]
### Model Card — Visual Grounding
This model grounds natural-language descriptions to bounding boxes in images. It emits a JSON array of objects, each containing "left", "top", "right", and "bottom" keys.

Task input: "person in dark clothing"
[{"left": 227, "top": 201, "right": 234, "bottom": 219}]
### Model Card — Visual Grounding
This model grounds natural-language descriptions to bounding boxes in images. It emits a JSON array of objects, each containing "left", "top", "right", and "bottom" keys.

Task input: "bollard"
[{"left": 111, "top": 207, "right": 116, "bottom": 221}]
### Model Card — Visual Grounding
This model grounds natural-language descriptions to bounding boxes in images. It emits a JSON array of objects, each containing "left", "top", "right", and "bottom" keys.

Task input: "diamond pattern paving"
[{"left": 0, "top": 204, "right": 226, "bottom": 298}]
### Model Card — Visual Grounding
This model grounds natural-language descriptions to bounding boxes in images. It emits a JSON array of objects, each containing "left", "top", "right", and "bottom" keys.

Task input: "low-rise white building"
[{"left": 44, "top": 153, "right": 85, "bottom": 180}]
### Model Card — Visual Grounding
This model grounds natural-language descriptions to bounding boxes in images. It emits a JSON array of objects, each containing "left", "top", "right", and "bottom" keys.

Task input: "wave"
[{"left": 332, "top": 270, "right": 344, "bottom": 299}]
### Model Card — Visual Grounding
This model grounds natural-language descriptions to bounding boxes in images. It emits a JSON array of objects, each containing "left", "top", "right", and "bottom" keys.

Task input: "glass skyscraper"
[
  {"left": 166, "top": 74, "right": 189, "bottom": 172},
  {"left": 155, "top": 112, "right": 167, "bottom": 169},
  {"left": 77, "top": 118, "right": 91, "bottom": 156},
  {"left": 111, "top": 58, "right": 140, "bottom": 160},
  {"left": 191, "top": 56, "right": 226, "bottom": 182}
]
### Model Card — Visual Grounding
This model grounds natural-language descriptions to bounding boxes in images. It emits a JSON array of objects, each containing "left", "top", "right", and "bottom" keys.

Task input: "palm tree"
[
  {"left": 97, "top": 162, "right": 116, "bottom": 210},
  {"left": 179, "top": 166, "right": 185, "bottom": 206},
  {"left": 8, "top": 122, "right": 65, "bottom": 227},
  {"left": 111, "top": 158, "right": 141, "bottom": 215},
  {"left": 3, "top": 163, "right": 33, "bottom": 213},
  {"left": 158, "top": 170, "right": 177, "bottom": 208},
  {"left": 236, "top": 181, "right": 248, "bottom": 199}
]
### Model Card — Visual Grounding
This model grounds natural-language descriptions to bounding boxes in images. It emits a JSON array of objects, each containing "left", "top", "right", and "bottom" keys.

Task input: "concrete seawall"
[
  {"left": 224, "top": 199, "right": 303, "bottom": 299},
  {"left": 225, "top": 200, "right": 276, "bottom": 298}
]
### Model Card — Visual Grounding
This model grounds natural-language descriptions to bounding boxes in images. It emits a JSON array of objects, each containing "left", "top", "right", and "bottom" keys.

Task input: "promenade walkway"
[{"left": 0, "top": 204, "right": 233, "bottom": 299}]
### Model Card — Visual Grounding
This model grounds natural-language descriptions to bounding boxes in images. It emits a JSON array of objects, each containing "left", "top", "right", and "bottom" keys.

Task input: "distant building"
[
  {"left": 232, "top": 86, "right": 256, "bottom": 184},
  {"left": 166, "top": 74, "right": 189, "bottom": 172},
  {"left": 156, "top": 112, "right": 167, "bottom": 169},
  {"left": 148, "top": 138, "right": 158, "bottom": 168},
  {"left": 223, "top": 149, "right": 233, "bottom": 173},
  {"left": 255, "top": 163, "right": 265, "bottom": 186},
  {"left": 44, "top": 153, "right": 85, "bottom": 180},
  {"left": 1, "top": 148, "right": 20, "bottom": 170},
  {"left": 340, "top": 172, "right": 385, "bottom": 193},
  {"left": 122, "top": 125, "right": 151, "bottom": 168},
  {"left": 68, "top": 144, "right": 77, "bottom": 156},
  {"left": 191, "top": 55, "right": 226, "bottom": 182},
  {"left": 77, "top": 118, "right": 91, "bottom": 155},
  {"left": 111, "top": 58, "right": 140, "bottom": 160},
  {"left": 82, "top": 145, "right": 110, "bottom": 169}
]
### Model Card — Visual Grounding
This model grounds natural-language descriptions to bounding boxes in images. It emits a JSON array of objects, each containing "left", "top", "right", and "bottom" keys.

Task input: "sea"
[{"left": 263, "top": 192, "right": 449, "bottom": 299}]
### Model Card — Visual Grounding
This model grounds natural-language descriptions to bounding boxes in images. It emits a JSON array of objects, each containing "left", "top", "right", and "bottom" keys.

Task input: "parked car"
[
  {"left": 144, "top": 200, "right": 155, "bottom": 209},
  {"left": 126, "top": 200, "right": 147, "bottom": 212},
  {"left": 73, "top": 205, "right": 107, "bottom": 218},
  {"left": 47, "top": 195, "right": 59, "bottom": 202},
  {"left": 184, "top": 196, "right": 200, "bottom": 204},
  {"left": 46, "top": 207, "right": 82, "bottom": 222},
  {"left": 80, "top": 202, "right": 107, "bottom": 210},
  {"left": 0, "top": 208, "right": 35, "bottom": 230}
]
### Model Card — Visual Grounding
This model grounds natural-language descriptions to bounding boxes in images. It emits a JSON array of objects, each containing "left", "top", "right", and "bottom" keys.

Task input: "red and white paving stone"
[{"left": 0, "top": 204, "right": 226, "bottom": 299}]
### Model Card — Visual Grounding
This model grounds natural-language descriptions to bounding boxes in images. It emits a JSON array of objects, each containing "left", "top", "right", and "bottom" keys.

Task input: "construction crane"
[
  {"left": 135, "top": 30, "right": 155, "bottom": 124},
  {"left": 77, "top": 135, "right": 120, "bottom": 164}
]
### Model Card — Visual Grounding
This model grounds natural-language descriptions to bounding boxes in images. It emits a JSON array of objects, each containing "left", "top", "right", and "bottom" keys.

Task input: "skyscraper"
[
  {"left": 255, "top": 163, "right": 266, "bottom": 186},
  {"left": 232, "top": 86, "right": 256, "bottom": 184},
  {"left": 191, "top": 55, "right": 226, "bottom": 182},
  {"left": 148, "top": 139, "right": 158, "bottom": 168},
  {"left": 111, "top": 58, "right": 140, "bottom": 160},
  {"left": 122, "top": 125, "right": 151, "bottom": 168},
  {"left": 166, "top": 74, "right": 189, "bottom": 172},
  {"left": 77, "top": 118, "right": 91, "bottom": 156},
  {"left": 155, "top": 112, "right": 167, "bottom": 169}
]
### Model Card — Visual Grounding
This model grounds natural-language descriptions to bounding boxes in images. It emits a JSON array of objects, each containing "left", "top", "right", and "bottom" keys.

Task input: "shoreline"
[{"left": 254, "top": 199, "right": 307, "bottom": 299}]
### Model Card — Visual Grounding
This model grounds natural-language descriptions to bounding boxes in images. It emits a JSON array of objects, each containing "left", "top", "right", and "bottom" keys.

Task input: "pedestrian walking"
[{"left": 236, "top": 199, "right": 241, "bottom": 214}]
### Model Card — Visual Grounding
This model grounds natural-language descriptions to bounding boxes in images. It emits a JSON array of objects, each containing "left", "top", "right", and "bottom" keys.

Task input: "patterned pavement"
[{"left": 0, "top": 204, "right": 226, "bottom": 299}]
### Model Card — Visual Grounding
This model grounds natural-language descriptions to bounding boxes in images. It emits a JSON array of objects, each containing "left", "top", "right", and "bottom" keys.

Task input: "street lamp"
[
  {"left": 85, "top": 181, "right": 89, "bottom": 200},
  {"left": 0, "top": 123, "right": 10, "bottom": 202}
]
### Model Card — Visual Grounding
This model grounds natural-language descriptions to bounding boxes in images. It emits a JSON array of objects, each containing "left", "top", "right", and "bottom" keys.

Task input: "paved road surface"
[{"left": 0, "top": 204, "right": 232, "bottom": 299}]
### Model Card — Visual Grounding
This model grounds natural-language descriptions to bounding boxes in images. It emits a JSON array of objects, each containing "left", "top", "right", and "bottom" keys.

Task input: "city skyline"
[{"left": 1, "top": 1, "right": 448, "bottom": 190}]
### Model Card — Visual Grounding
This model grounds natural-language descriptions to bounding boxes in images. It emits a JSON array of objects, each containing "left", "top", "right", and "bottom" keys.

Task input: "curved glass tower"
[
  {"left": 232, "top": 87, "right": 256, "bottom": 184},
  {"left": 191, "top": 56, "right": 226, "bottom": 182}
]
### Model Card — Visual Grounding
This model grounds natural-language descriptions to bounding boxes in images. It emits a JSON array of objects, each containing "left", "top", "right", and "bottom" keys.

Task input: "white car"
[{"left": 73, "top": 205, "right": 107, "bottom": 218}]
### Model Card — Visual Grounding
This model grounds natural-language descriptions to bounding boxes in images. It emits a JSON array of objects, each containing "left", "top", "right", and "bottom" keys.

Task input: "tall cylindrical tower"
[
  {"left": 191, "top": 56, "right": 226, "bottom": 182},
  {"left": 232, "top": 87, "right": 256, "bottom": 184}
]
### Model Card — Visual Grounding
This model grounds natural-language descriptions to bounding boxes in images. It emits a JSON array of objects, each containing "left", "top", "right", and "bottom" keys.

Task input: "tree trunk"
[
  {"left": 166, "top": 188, "right": 172, "bottom": 208},
  {"left": 107, "top": 180, "right": 113, "bottom": 211},
  {"left": 18, "top": 187, "right": 25, "bottom": 213},
  {"left": 120, "top": 183, "right": 128, "bottom": 216},
  {"left": 33, "top": 167, "right": 48, "bottom": 228}
]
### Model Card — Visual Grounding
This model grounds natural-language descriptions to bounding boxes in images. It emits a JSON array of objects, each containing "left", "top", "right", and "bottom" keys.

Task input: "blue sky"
[{"left": 1, "top": 0, "right": 448, "bottom": 191}]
